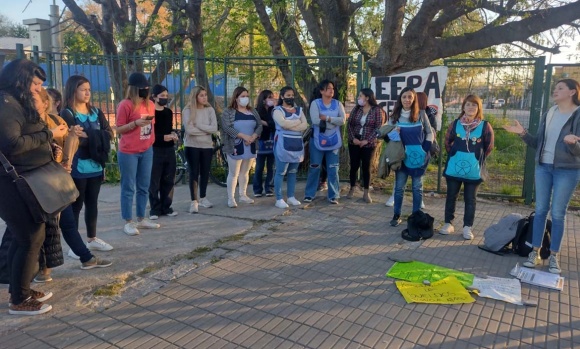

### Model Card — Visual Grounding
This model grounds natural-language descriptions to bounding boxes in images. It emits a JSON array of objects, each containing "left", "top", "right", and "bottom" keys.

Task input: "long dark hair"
[
  {"left": 309, "top": 79, "right": 335, "bottom": 105},
  {"left": 46, "top": 88, "right": 62, "bottom": 113},
  {"left": 390, "top": 87, "right": 420, "bottom": 123},
  {"left": 0, "top": 59, "right": 46, "bottom": 123},
  {"left": 255, "top": 89, "right": 274, "bottom": 118},
  {"left": 63, "top": 75, "right": 92, "bottom": 115},
  {"left": 352, "top": 88, "right": 378, "bottom": 115},
  {"left": 556, "top": 79, "right": 580, "bottom": 106},
  {"left": 277, "top": 86, "right": 296, "bottom": 106}
]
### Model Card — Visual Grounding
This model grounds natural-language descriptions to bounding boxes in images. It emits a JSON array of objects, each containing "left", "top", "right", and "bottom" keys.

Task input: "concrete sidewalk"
[{"left": 1, "top": 182, "right": 578, "bottom": 348}]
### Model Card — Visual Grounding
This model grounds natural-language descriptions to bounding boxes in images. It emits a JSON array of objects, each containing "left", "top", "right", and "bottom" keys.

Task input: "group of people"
[{"left": 0, "top": 56, "right": 579, "bottom": 316}]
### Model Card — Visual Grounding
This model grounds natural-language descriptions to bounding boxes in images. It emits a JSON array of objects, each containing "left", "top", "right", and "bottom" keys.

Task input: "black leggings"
[
  {"left": 348, "top": 145, "right": 376, "bottom": 189},
  {"left": 72, "top": 176, "right": 102, "bottom": 239},
  {"left": 0, "top": 176, "right": 46, "bottom": 305},
  {"left": 185, "top": 147, "right": 213, "bottom": 200}
]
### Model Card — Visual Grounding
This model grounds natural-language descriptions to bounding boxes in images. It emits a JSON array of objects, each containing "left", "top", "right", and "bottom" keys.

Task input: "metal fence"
[{"left": 8, "top": 45, "right": 579, "bottom": 203}]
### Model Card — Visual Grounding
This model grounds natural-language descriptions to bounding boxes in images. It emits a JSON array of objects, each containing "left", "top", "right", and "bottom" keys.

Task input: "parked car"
[{"left": 492, "top": 99, "right": 505, "bottom": 108}]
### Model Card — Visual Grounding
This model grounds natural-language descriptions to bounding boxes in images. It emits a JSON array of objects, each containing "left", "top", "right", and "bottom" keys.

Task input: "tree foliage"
[{"left": 0, "top": 14, "right": 29, "bottom": 38}]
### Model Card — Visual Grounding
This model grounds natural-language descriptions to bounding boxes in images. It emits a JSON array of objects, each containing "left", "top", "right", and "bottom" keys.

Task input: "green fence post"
[
  {"left": 541, "top": 64, "right": 553, "bottom": 115},
  {"left": 46, "top": 52, "right": 54, "bottom": 87},
  {"left": 32, "top": 46, "right": 40, "bottom": 64},
  {"left": 523, "top": 56, "right": 546, "bottom": 205},
  {"left": 16, "top": 43, "right": 24, "bottom": 59}
]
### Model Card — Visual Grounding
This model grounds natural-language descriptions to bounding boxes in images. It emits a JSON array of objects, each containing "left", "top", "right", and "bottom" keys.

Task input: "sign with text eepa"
[{"left": 371, "top": 66, "right": 449, "bottom": 131}]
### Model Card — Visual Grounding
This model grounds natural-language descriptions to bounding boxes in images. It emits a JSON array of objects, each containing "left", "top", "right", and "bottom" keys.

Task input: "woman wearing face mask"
[
  {"left": 504, "top": 79, "right": 580, "bottom": 273},
  {"left": 272, "top": 86, "right": 308, "bottom": 208},
  {"left": 253, "top": 90, "right": 276, "bottom": 198},
  {"left": 440, "top": 95, "right": 494, "bottom": 240},
  {"left": 148, "top": 84, "right": 179, "bottom": 220},
  {"left": 221, "top": 87, "right": 263, "bottom": 208},
  {"left": 116, "top": 72, "right": 160, "bottom": 235},
  {"left": 182, "top": 86, "right": 218, "bottom": 213},
  {"left": 346, "top": 88, "right": 385, "bottom": 203},
  {"left": 387, "top": 87, "right": 434, "bottom": 227}
]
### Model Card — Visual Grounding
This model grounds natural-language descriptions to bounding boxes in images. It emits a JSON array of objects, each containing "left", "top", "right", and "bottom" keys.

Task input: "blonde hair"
[
  {"left": 37, "top": 87, "right": 52, "bottom": 115},
  {"left": 185, "top": 86, "right": 210, "bottom": 125}
]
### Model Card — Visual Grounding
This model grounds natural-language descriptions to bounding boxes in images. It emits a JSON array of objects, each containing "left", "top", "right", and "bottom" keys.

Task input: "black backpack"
[
  {"left": 401, "top": 211, "right": 435, "bottom": 241},
  {"left": 512, "top": 212, "right": 551, "bottom": 259}
]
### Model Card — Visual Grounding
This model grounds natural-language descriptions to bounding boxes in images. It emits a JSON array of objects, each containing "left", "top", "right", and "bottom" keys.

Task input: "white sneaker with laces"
[
  {"left": 68, "top": 249, "right": 80, "bottom": 260},
  {"left": 166, "top": 211, "right": 178, "bottom": 217},
  {"left": 149, "top": 215, "right": 159, "bottom": 220},
  {"left": 275, "top": 199, "right": 289, "bottom": 209},
  {"left": 385, "top": 195, "right": 394, "bottom": 207},
  {"left": 439, "top": 223, "right": 455, "bottom": 235},
  {"left": 548, "top": 254, "right": 561, "bottom": 274},
  {"left": 228, "top": 199, "right": 238, "bottom": 208},
  {"left": 462, "top": 226, "right": 474, "bottom": 240},
  {"left": 523, "top": 250, "right": 541, "bottom": 268},
  {"left": 189, "top": 200, "right": 199, "bottom": 213},
  {"left": 137, "top": 219, "right": 160, "bottom": 229},
  {"left": 287, "top": 197, "right": 301, "bottom": 206},
  {"left": 124, "top": 222, "right": 140, "bottom": 236},
  {"left": 199, "top": 197, "right": 213, "bottom": 208},
  {"left": 421, "top": 200, "right": 426, "bottom": 209},
  {"left": 239, "top": 195, "right": 255, "bottom": 204},
  {"left": 87, "top": 238, "right": 113, "bottom": 251}
]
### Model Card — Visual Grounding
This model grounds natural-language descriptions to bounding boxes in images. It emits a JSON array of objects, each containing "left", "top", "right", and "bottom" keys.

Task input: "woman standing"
[
  {"left": 61, "top": 75, "right": 114, "bottom": 250},
  {"left": 0, "top": 59, "right": 67, "bottom": 315},
  {"left": 253, "top": 90, "right": 276, "bottom": 198},
  {"left": 504, "top": 79, "right": 580, "bottom": 273},
  {"left": 388, "top": 87, "right": 434, "bottom": 227},
  {"left": 346, "top": 88, "right": 385, "bottom": 203},
  {"left": 221, "top": 87, "right": 262, "bottom": 208},
  {"left": 272, "top": 86, "right": 308, "bottom": 208},
  {"left": 116, "top": 72, "right": 160, "bottom": 235},
  {"left": 303, "top": 80, "right": 346, "bottom": 204},
  {"left": 440, "top": 95, "right": 494, "bottom": 240},
  {"left": 148, "top": 84, "right": 179, "bottom": 219},
  {"left": 183, "top": 86, "right": 218, "bottom": 213}
]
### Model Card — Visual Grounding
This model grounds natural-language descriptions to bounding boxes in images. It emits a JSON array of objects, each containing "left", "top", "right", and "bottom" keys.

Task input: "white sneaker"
[
  {"left": 137, "top": 219, "right": 160, "bottom": 229},
  {"left": 166, "top": 211, "right": 178, "bottom": 217},
  {"left": 439, "top": 223, "right": 455, "bottom": 235},
  {"left": 523, "top": 250, "right": 541, "bottom": 268},
  {"left": 189, "top": 200, "right": 199, "bottom": 214},
  {"left": 275, "top": 199, "right": 289, "bottom": 209},
  {"left": 548, "top": 254, "right": 561, "bottom": 274},
  {"left": 287, "top": 197, "right": 301, "bottom": 206},
  {"left": 385, "top": 195, "right": 394, "bottom": 207},
  {"left": 149, "top": 215, "right": 159, "bottom": 220},
  {"left": 228, "top": 199, "right": 238, "bottom": 208},
  {"left": 421, "top": 200, "right": 426, "bottom": 209},
  {"left": 462, "top": 226, "right": 474, "bottom": 240},
  {"left": 124, "top": 222, "right": 140, "bottom": 236},
  {"left": 68, "top": 249, "right": 80, "bottom": 260},
  {"left": 87, "top": 238, "right": 113, "bottom": 251},
  {"left": 239, "top": 195, "right": 255, "bottom": 204},
  {"left": 199, "top": 197, "right": 213, "bottom": 208}
]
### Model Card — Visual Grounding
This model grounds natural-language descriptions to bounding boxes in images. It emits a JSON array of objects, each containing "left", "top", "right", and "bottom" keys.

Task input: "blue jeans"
[
  {"left": 60, "top": 205, "right": 93, "bottom": 263},
  {"left": 118, "top": 148, "right": 154, "bottom": 220},
  {"left": 394, "top": 170, "right": 423, "bottom": 215},
  {"left": 532, "top": 163, "right": 580, "bottom": 252},
  {"left": 253, "top": 153, "right": 275, "bottom": 195},
  {"left": 304, "top": 146, "right": 340, "bottom": 200},
  {"left": 274, "top": 158, "right": 299, "bottom": 200}
]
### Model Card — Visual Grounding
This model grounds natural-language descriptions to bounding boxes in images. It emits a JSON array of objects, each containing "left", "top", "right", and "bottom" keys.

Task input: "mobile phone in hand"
[{"left": 144, "top": 115, "right": 155, "bottom": 120}]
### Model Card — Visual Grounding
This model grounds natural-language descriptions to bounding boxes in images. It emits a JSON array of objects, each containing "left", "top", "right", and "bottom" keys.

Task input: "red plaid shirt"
[{"left": 347, "top": 106, "right": 385, "bottom": 148}]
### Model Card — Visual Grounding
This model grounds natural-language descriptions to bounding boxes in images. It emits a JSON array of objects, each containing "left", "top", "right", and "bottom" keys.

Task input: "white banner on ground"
[{"left": 370, "top": 66, "right": 449, "bottom": 131}]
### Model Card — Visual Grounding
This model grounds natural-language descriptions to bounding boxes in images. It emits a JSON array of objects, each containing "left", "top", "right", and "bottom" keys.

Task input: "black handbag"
[{"left": 0, "top": 151, "right": 79, "bottom": 223}]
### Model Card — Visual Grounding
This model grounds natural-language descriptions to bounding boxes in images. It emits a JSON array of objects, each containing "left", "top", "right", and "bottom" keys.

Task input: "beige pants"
[{"left": 226, "top": 156, "right": 256, "bottom": 200}]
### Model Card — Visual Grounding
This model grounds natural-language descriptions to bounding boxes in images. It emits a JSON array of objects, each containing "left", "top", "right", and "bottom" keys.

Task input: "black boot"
[{"left": 390, "top": 214, "right": 402, "bottom": 227}]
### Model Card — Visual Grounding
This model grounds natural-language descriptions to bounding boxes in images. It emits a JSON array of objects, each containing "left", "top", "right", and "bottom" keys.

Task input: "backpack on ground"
[
  {"left": 512, "top": 212, "right": 551, "bottom": 259},
  {"left": 482, "top": 213, "right": 523, "bottom": 252},
  {"left": 401, "top": 211, "right": 434, "bottom": 241}
]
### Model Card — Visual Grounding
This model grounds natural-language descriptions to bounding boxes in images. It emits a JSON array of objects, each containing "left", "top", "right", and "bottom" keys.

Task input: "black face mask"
[
  {"left": 157, "top": 98, "right": 168, "bottom": 106},
  {"left": 138, "top": 88, "right": 149, "bottom": 98},
  {"left": 283, "top": 97, "right": 295, "bottom": 106}
]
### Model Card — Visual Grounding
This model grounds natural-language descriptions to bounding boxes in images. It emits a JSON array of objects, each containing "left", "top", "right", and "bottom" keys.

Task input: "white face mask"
[
  {"left": 357, "top": 98, "right": 366, "bottom": 107},
  {"left": 266, "top": 99, "right": 275, "bottom": 107},
  {"left": 238, "top": 97, "right": 250, "bottom": 107}
]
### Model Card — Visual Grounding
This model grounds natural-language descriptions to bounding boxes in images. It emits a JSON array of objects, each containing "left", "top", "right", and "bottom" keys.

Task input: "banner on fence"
[{"left": 371, "top": 66, "right": 449, "bottom": 131}]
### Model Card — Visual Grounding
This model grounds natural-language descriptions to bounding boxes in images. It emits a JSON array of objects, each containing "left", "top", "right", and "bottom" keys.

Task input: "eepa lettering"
[{"left": 374, "top": 72, "right": 442, "bottom": 100}]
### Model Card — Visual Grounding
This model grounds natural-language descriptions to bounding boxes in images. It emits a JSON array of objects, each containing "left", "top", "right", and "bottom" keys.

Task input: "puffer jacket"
[{"left": 376, "top": 124, "right": 405, "bottom": 178}]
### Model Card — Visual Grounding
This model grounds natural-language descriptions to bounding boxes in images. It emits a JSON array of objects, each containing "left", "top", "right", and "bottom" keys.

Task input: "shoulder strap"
[{"left": 0, "top": 151, "right": 19, "bottom": 180}]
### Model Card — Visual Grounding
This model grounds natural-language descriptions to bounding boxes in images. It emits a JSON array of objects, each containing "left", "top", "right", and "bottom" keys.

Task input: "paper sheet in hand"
[
  {"left": 471, "top": 276, "right": 523, "bottom": 305},
  {"left": 510, "top": 264, "right": 564, "bottom": 291},
  {"left": 387, "top": 261, "right": 474, "bottom": 287},
  {"left": 395, "top": 276, "right": 475, "bottom": 304}
]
